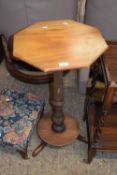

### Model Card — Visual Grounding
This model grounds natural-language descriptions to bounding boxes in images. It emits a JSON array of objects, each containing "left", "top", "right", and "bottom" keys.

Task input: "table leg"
[
  {"left": 51, "top": 71, "right": 65, "bottom": 133},
  {"left": 37, "top": 71, "right": 80, "bottom": 146}
]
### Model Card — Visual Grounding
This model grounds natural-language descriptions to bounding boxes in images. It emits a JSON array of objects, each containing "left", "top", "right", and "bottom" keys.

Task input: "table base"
[{"left": 38, "top": 114, "right": 80, "bottom": 146}]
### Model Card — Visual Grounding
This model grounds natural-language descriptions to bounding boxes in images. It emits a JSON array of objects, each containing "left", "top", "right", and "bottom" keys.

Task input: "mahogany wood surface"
[
  {"left": 0, "top": 34, "right": 53, "bottom": 84},
  {"left": 85, "top": 42, "right": 117, "bottom": 163},
  {"left": 93, "top": 103, "right": 117, "bottom": 150},
  {"left": 12, "top": 20, "right": 108, "bottom": 152},
  {"left": 38, "top": 114, "right": 80, "bottom": 146},
  {"left": 13, "top": 20, "right": 108, "bottom": 72}
]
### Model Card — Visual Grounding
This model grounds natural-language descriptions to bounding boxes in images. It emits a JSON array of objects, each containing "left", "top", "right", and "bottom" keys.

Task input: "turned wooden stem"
[{"left": 51, "top": 71, "right": 65, "bottom": 133}]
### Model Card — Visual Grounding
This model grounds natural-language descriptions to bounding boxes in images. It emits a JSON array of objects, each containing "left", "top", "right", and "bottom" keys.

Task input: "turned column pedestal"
[{"left": 38, "top": 71, "right": 79, "bottom": 146}]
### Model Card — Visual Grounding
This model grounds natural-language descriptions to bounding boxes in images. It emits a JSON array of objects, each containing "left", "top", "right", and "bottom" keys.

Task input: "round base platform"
[{"left": 37, "top": 114, "right": 80, "bottom": 146}]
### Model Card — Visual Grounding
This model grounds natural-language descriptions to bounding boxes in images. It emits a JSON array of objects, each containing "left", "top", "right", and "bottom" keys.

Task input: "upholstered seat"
[{"left": 0, "top": 89, "right": 44, "bottom": 158}]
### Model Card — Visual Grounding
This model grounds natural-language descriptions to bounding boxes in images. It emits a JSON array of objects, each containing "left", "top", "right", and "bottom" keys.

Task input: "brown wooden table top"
[{"left": 13, "top": 20, "right": 108, "bottom": 72}]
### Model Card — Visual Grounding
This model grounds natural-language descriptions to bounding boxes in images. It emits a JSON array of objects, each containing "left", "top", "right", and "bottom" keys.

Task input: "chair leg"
[
  {"left": 18, "top": 147, "right": 29, "bottom": 159},
  {"left": 83, "top": 94, "right": 89, "bottom": 121},
  {"left": 83, "top": 105, "right": 87, "bottom": 121},
  {"left": 87, "top": 146, "right": 96, "bottom": 163}
]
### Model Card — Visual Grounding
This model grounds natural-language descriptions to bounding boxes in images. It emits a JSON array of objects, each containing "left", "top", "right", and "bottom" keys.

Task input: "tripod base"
[{"left": 37, "top": 114, "right": 80, "bottom": 146}]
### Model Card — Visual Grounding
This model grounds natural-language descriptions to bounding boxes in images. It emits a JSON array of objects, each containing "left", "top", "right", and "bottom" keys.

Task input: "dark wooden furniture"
[
  {"left": 0, "top": 34, "right": 53, "bottom": 84},
  {"left": 12, "top": 20, "right": 107, "bottom": 156},
  {"left": 85, "top": 41, "right": 117, "bottom": 163},
  {"left": 0, "top": 34, "right": 4, "bottom": 63}
]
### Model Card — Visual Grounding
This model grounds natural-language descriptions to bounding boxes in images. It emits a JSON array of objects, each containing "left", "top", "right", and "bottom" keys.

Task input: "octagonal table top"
[{"left": 12, "top": 20, "right": 108, "bottom": 72}]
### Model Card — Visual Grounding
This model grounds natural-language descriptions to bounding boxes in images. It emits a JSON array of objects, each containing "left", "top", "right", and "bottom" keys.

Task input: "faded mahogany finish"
[
  {"left": 85, "top": 42, "right": 117, "bottom": 163},
  {"left": 38, "top": 114, "right": 79, "bottom": 146},
  {"left": 13, "top": 20, "right": 108, "bottom": 72},
  {"left": 12, "top": 20, "right": 108, "bottom": 154},
  {"left": 0, "top": 34, "right": 53, "bottom": 84}
]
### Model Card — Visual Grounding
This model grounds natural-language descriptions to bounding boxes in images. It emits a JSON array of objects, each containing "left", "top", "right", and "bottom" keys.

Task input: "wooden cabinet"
[{"left": 84, "top": 42, "right": 117, "bottom": 163}]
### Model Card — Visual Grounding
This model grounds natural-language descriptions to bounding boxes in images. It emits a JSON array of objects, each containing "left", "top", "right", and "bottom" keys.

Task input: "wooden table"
[{"left": 12, "top": 20, "right": 108, "bottom": 155}]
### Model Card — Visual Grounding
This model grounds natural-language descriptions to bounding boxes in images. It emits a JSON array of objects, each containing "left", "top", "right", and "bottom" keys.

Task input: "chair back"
[{"left": 0, "top": 34, "right": 12, "bottom": 63}]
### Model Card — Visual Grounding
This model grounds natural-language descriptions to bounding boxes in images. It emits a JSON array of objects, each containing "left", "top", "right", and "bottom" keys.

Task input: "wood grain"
[
  {"left": 13, "top": 20, "right": 108, "bottom": 72},
  {"left": 38, "top": 114, "right": 80, "bottom": 146}
]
